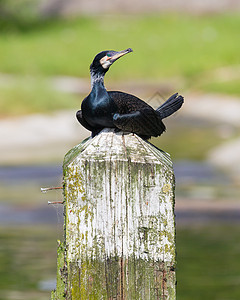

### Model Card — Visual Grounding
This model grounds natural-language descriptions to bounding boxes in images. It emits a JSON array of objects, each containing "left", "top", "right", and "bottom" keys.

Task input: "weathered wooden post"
[{"left": 52, "top": 128, "right": 176, "bottom": 299}]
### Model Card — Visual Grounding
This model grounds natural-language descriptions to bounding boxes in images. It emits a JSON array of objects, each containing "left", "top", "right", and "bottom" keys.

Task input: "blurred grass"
[
  {"left": 0, "top": 13, "right": 240, "bottom": 117},
  {"left": 0, "top": 76, "right": 80, "bottom": 117},
  {"left": 1, "top": 224, "right": 240, "bottom": 300},
  {"left": 201, "top": 78, "right": 240, "bottom": 96},
  {"left": 1, "top": 14, "right": 240, "bottom": 79}
]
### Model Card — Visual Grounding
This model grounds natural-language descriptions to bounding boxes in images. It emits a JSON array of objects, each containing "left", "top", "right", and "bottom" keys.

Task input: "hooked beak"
[
  {"left": 108, "top": 48, "right": 133, "bottom": 63},
  {"left": 99, "top": 48, "right": 133, "bottom": 69}
]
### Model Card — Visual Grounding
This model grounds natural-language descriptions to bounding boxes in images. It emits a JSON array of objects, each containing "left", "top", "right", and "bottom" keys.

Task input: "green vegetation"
[
  {"left": 1, "top": 224, "right": 240, "bottom": 300},
  {"left": 0, "top": 13, "right": 240, "bottom": 116},
  {"left": 0, "top": 76, "right": 80, "bottom": 117},
  {"left": 201, "top": 78, "right": 240, "bottom": 96},
  {"left": 0, "top": 0, "right": 40, "bottom": 31},
  {"left": 1, "top": 14, "right": 240, "bottom": 79}
]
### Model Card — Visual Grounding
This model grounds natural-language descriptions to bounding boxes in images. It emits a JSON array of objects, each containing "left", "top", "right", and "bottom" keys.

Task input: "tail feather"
[{"left": 156, "top": 93, "right": 184, "bottom": 119}]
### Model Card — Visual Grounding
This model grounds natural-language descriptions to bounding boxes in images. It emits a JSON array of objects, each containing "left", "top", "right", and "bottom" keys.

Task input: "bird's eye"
[{"left": 106, "top": 53, "right": 111, "bottom": 57}]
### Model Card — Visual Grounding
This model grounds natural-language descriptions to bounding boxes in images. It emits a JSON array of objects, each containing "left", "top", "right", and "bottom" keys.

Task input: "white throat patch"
[{"left": 100, "top": 56, "right": 112, "bottom": 69}]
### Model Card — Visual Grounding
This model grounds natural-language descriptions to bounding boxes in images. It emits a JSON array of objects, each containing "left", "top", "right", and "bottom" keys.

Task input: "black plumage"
[{"left": 76, "top": 48, "right": 184, "bottom": 140}]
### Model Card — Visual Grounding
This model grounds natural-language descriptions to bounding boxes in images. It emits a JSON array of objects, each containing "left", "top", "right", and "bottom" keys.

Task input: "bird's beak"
[{"left": 108, "top": 48, "right": 133, "bottom": 63}]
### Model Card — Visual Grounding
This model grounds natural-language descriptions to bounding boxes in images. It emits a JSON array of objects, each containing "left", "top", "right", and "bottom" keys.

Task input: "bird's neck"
[{"left": 90, "top": 70, "right": 105, "bottom": 89}]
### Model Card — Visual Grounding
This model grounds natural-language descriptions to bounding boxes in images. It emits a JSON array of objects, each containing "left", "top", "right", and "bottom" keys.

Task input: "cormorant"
[{"left": 76, "top": 48, "right": 184, "bottom": 140}]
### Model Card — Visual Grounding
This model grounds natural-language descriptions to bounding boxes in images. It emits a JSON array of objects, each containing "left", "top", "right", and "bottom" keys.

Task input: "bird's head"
[{"left": 90, "top": 48, "right": 133, "bottom": 76}]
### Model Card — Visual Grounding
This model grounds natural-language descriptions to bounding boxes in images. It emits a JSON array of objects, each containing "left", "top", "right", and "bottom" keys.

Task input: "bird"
[{"left": 76, "top": 48, "right": 184, "bottom": 140}]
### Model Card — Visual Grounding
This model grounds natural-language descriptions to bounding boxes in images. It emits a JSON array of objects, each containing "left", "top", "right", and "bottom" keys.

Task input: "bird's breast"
[{"left": 82, "top": 93, "right": 117, "bottom": 128}]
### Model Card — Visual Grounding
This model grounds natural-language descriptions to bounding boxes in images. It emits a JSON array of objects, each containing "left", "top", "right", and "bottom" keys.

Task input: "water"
[{"left": 0, "top": 164, "right": 62, "bottom": 185}]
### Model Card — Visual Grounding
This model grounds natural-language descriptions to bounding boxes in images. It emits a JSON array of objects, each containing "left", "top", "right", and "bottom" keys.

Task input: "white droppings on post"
[{"left": 64, "top": 129, "right": 175, "bottom": 265}]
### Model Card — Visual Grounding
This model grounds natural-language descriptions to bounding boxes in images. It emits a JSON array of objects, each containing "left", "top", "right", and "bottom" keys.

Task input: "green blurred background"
[{"left": 0, "top": 0, "right": 240, "bottom": 299}]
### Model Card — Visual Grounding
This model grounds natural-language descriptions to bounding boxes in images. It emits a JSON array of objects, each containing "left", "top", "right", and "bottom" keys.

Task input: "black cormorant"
[{"left": 76, "top": 48, "right": 184, "bottom": 140}]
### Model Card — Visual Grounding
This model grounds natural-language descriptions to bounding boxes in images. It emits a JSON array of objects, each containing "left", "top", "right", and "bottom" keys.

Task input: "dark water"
[
  {"left": 174, "top": 160, "right": 229, "bottom": 184},
  {"left": 0, "top": 164, "right": 63, "bottom": 225},
  {"left": 0, "top": 164, "right": 62, "bottom": 185}
]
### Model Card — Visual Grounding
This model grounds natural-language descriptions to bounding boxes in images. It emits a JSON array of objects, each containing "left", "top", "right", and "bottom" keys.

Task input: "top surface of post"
[{"left": 64, "top": 128, "right": 173, "bottom": 169}]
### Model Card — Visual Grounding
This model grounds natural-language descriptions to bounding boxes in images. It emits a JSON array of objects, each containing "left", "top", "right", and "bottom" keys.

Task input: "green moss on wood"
[
  {"left": 63, "top": 136, "right": 91, "bottom": 170},
  {"left": 55, "top": 240, "right": 66, "bottom": 299},
  {"left": 51, "top": 290, "right": 56, "bottom": 300}
]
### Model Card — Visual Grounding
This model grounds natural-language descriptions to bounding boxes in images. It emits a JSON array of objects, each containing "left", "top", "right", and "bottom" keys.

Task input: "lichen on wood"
[
  {"left": 51, "top": 240, "right": 66, "bottom": 300},
  {"left": 53, "top": 128, "right": 176, "bottom": 299}
]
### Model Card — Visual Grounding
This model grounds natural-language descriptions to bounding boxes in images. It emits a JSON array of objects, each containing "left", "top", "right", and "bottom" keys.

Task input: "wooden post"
[{"left": 52, "top": 128, "right": 176, "bottom": 299}]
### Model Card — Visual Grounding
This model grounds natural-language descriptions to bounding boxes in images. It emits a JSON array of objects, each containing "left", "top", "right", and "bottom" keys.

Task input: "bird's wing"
[
  {"left": 76, "top": 110, "right": 104, "bottom": 137},
  {"left": 76, "top": 110, "right": 94, "bottom": 131},
  {"left": 108, "top": 91, "right": 152, "bottom": 113},
  {"left": 109, "top": 91, "right": 166, "bottom": 138}
]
